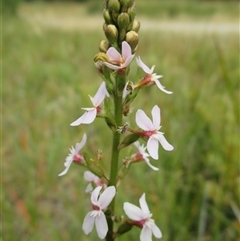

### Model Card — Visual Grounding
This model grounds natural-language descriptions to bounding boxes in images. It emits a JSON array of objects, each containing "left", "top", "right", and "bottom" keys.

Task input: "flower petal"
[
  {"left": 147, "top": 136, "right": 159, "bottom": 160},
  {"left": 151, "top": 105, "right": 161, "bottom": 129},
  {"left": 144, "top": 157, "right": 159, "bottom": 171},
  {"left": 136, "top": 57, "right": 152, "bottom": 74},
  {"left": 91, "top": 186, "right": 102, "bottom": 205},
  {"left": 139, "top": 193, "right": 151, "bottom": 216},
  {"left": 106, "top": 47, "right": 121, "bottom": 62},
  {"left": 76, "top": 133, "right": 87, "bottom": 151},
  {"left": 123, "top": 55, "right": 135, "bottom": 68},
  {"left": 98, "top": 186, "right": 116, "bottom": 209},
  {"left": 82, "top": 212, "right": 95, "bottom": 235},
  {"left": 85, "top": 183, "right": 93, "bottom": 193},
  {"left": 95, "top": 212, "right": 108, "bottom": 239},
  {"left": 58, "top": 159, "right": 73, "bottom": 176},
  {"left": 157, "top": 133, "right": 174, "bottom": 151},
  {"left": 151, "top": 222, "right": 162, "bottom": 239},
  {"left": 92, "top": 82, "right": 109, "bottom": 106},
  {"left": 140, "top": 226, "right": 153, "bottom": 241},
  {"left": 81, "top": 109, "right": 97, "bottom": 124},
  {"left": 136, "top": 109, "right": 154, "bottom": 131},
  {"left": 122, "top": 41, "right": 132, "bottom": 60},
  {"left": 104, "top": 62, "right": 122, "bottom": 70},
  {"left": 70, "top": 113, "right": 85, "bottom": 126},
  {"left": 123, "top": 202, "right": 144, "bottom": 221},
  {"left": 84, "top": 170, "right": 97, "bottom": 182},
  {"left": 155, "top": 79, "right": 173, "bottom": 94}
]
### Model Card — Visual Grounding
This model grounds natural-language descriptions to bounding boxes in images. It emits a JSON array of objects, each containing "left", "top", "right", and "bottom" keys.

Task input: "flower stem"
[{"left": 106, "top": 76, "right": 124, "bottom": 241}]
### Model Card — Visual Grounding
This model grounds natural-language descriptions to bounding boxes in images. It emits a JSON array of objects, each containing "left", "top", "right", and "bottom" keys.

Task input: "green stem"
[{"left": 106, "top": 77, "right": 124, "bottom": 241}]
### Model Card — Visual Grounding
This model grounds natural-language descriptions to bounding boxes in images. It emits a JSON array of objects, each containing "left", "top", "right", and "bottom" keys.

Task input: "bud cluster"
[{"left": 100, "top": 0, "right": 140, "bottom": 53}]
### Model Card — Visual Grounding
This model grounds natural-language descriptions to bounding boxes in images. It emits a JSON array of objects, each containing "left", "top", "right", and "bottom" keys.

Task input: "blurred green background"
[{"left": 3, "top": 0, "right": 239, "bottom": 241}]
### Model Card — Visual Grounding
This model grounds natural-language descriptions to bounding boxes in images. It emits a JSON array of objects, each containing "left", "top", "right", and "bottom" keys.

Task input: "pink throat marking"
[
  {"left": 96, "top": 106, "right": 102, "bottom": 114},
  {"left": 92, "top": 205, "right": 100, "bottom": 211},
  {"left": 73, "top": 154, "right": 83, "bottom": 162},
  {"left": 143, "top": 130, "right": 157, "bottom": 137}
]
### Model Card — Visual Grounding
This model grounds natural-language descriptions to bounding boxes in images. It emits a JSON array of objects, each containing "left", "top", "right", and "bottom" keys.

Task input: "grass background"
[{"left": 2, "top": 1, "right": 239, "bottom": 241}]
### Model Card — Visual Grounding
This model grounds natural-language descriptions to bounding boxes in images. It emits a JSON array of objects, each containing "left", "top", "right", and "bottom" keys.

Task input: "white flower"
[
  {"left": 132, "top": 141, "right": 159, "bottom": 171},
  {"left": 123, "top": 193, "right": 162, "bottom": 241},
  {"left": 135, "top": 105, "right": 173, "bottom": 160},
  {"left": 136, "top": 57, "right": 172, "bottom": 94},
  {"left": 82, "top": 186, "right": 116, "bottom": 239},
  {"left": 104, "top": 41, "right": 135, "bottom": 70},
  {"left": 70, "top": 82, "right": 109, "bottom": 126},
  {"left": 58, "top": 134, "right": 87, "bottom": 176},
  {"left": 84, "top": 171, "right": 107, "bottom": 193}
]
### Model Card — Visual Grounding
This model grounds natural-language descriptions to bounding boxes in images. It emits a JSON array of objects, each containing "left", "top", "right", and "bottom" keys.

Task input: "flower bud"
[
  {"left": 108, "top": 0, "right": 120, "bottom": 13},
  {"left": 117, "top": 12, "right": 130, "bottom": 30},
  {"left": 103, "top": 9, "right": 112, "bottom": 24},
  {"left": 99, "top": 40, "right": 110, "bottom": 53},
  {"left": 131, "top": 19, "right": 140, "bottom": 32},
  {"left": 127, "top": 4, "right": 136, "bottom": 21},
  {"left": 104, "top": 24, "right": 118, "bottom": 45},
  {"left": 118, "top": 133, "right": 139, "bottom": 149},
  {"left": 94, "top": 52, "right": 109, "bottom": 63},
  {"left": 120, "top": 0, "right": 134, "bottom": 10},
  {"left": 119, "top": 29, "right": 126, "bottom": 42},
  {"left": 116, "top": 222, "right": 133, "bottom": 236},
  {"left": 125, "top": 30, "right": 139, "bottom": 51}
]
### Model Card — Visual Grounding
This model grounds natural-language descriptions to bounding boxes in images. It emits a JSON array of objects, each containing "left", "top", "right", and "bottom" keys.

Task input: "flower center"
[
  {"left": 143, "top": 130, "right": 157, "bottom": 137},
  {"left": 96, "top": 106, "right": 102, "bottom": 114},
  {"left": 73, "top": 154, "right": 83, "bottom": 163},
  {"left": 92, "top": 205, "right": 100, "bottom": 211}
]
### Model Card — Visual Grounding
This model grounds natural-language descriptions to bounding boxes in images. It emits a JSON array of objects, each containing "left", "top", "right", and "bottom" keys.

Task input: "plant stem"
[{"left": 106, "top": 77, "right": 124, "bottom": 241}]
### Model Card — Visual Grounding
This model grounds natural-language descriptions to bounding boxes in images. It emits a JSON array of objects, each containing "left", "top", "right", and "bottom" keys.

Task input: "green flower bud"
[
  {"left": 99, "top": 40, "right": 110, "bottom": 53},
  {"left": 125, "top": 30, "right": 139, "bottom": 51},
  {"left": 117, "top": 12, "right": 130, "bottom": 30},
  {"left": 94, "top": 52, "right": 109, "bottom": 63},
  {"left": 120, "top": 0, "right": 134, "bottom": 11},
  {"left": 104, "top": 24, "right": 118, "bottom": 45},
  {"left": 119, "top": 29, "right": 126, "bottom": 42},
  {"left": 108, "top": 0, "right": 120, "bottom": 13},
  {"left": 118, "top": 133, "right": 139, "bottom": 149},
  {"left": 131, "top": 19, "right": 140, "bottom": 32},
  {"left": 103, "top": 9, "right": 112, "bottom": 24},
  {"left": 127, "top": 4, "right": 136, "bottom": 21},
  {"left": 116, "top": 222, "right": 133, "bottom": 236}
]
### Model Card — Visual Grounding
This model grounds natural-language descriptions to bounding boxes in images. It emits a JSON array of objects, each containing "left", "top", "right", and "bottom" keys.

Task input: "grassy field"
[{"left": 2, "top": 1, "right": 239, "bottom": 241}]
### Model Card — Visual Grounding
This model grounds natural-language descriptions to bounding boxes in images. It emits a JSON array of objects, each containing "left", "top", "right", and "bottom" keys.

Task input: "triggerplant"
[{"left": 59, "top": 1, "right": 173, "bottom": 240}]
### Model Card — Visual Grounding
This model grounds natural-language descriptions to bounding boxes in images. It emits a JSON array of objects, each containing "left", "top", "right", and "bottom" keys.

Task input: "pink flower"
[
  {"left": 132, "top": 141, "right": 159, "bottom": 171},
  {"left": 82, "top": 186, "right": 116, "bottom": 239},
  {"left": 124, "top": 193, "right": 162, "bottom": 241},
  {"left": 70, "top": 82, "right": 109, "bottom": 126},
  {"left": 135, "top": 105, "right": 173, "bottom": 160},
  {"left": 84, "top": 171, "right": 107, "bottom": 193},
  {"left": 135, "top": 57, "right": 172, "bottom": 94},
  {"left": 104, "top": 41, "right": 134, "bottom": 70},
  {"left": 58, "top": 134, "right": 87, "bottom": 176}
]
